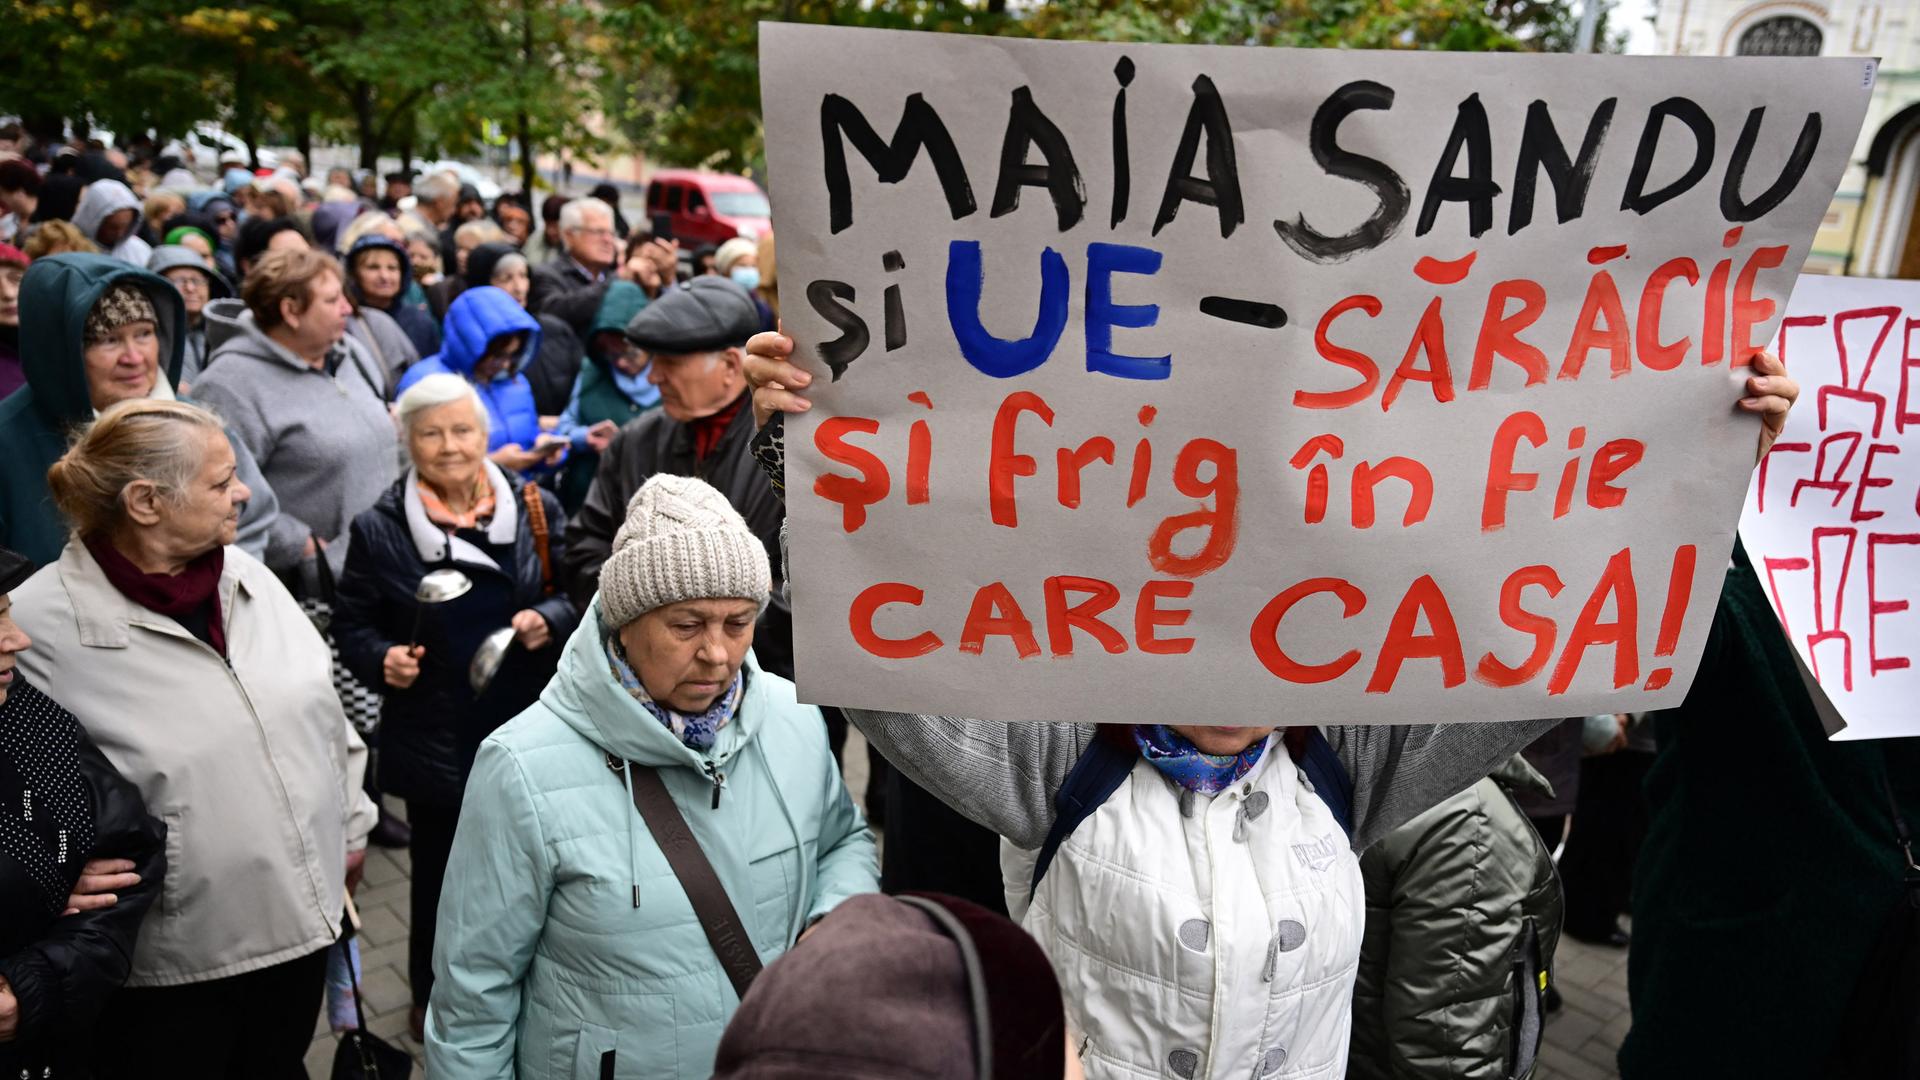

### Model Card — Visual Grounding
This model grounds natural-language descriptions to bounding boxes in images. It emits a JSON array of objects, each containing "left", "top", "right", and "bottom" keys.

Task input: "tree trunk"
[
  {"left": 353, "top": 82, "right": 381, "bottom": 170},
  {"left": 517, "top": 111, "right": 536, "bottom": 195},
  {"left": 292, "top": 107, "right": 313, "bottom": 171},
  {"left": 517, "top": 0, "right": 537, "bottom": 194},
  {"left": 235, "top": 58, "right": 260, "bottom": 169}
]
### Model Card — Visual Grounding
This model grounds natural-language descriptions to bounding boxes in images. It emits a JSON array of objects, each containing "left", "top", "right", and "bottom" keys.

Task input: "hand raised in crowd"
[
  {"left": 63, "top": 857, "right": 141, "bottom": 914},
  {"left": 744, "top": 330, "right": 810, "bottom": 431},
  {"left": 1742, "top": 349, "right": 1798, "bottom": 463},
  {"left": 383, "top": 644, "right": 424, "bottom": 689},
  {"left": 585, "top": 419, "right": 619, "bottom": 453},
  {"left": 510, "top": 609, "right": 551, "bottom": 650},
  {"left": 0, "top": 974, "right": 15, "bottom": 1042}
]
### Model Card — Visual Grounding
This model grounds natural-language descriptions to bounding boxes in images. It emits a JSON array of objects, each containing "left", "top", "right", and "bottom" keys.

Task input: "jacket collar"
[
  {"left": 56, "top": 538, "right": 248, "bottom": 649},
  {"left": 541, "top": 595, "right": 767, "bottom": 769}
]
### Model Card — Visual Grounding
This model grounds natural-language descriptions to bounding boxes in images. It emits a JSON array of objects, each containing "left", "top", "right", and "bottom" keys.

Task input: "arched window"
[{"left": 1737, "top": 15, "right": 1824, "bottom": 56}]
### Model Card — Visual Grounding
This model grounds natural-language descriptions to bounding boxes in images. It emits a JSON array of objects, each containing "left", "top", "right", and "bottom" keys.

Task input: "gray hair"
[
  {"left": 416, "top": 172, "right": 460, "bottom": 206},
  {"left": 454, "top": 219, "right": 508, "bottom": 247},
  {"left": 559, "top": 197, "right": 610, "bottom": 234},
  {"left": 338, "top": 211, "right": 403, "bottom": 255},
  {"left": 397, "top": 373, "right": 490, "bottom": 439},
  {"left": 489, "top": 251, "right": 530, "bottom": 283}
]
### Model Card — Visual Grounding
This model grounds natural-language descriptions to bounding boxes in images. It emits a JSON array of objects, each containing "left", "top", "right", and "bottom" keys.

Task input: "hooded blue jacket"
[{"left": 398, "top": 286, "right": 545, "bottom": 459}]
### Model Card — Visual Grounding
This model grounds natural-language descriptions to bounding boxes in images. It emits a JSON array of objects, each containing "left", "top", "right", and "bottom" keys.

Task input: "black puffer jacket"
[
  {"left": 560, "top": 392, "right": 793, "bottom": 679},
  {"left": 526, "top": 312, "right": 583, "bottom": 417},
  {"left": 0, "top": 678, "right": 166, "bottom": 1078},
  {"left": 332, "top": 474, "right": 579, "bottom": 806}
]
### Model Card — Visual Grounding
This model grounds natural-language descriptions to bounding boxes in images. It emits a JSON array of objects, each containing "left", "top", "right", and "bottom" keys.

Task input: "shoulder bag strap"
[
  {"left": 1296, "top": 727, "right": 1355, "bottom": 841},
  {"left": 622, "top": 761, "right": 763, "bottom": 999},
  {"left": 354, "top": 315, "right": 389, "bottom": 383},
  {"left": 1029, "top": 730, "right": 1138, "bottom": 902},
  {"left": 522, "top": 482, "right": 553, "bottom": 594}
]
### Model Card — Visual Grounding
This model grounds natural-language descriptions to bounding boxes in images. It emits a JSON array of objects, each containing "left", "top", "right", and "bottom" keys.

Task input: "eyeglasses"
[{"left": 570, "top": 226, "right": 616, "bottom": 239}]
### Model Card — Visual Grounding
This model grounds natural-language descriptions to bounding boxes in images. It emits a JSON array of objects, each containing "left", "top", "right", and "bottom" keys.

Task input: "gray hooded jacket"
[
  {"left": 71, "top": 180, "right": 153, "bottom": 266},
  {"left": 192, "top": 298, "right": 398, "bottom": 576}
]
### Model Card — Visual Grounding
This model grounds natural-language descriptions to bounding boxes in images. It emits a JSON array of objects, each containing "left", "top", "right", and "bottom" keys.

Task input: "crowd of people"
[{"left": 0, "top": 122, "right": 1914, "bottom": 1080}]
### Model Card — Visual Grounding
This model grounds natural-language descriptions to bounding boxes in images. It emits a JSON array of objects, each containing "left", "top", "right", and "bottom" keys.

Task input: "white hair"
[
  {"left": 454, "top": 219, "right": 508, "bottom": 247},
  {"left": 489, "top": 251, "right": 530, "bottom": 282},
  {"left": 416, "top": 171, "right": 460, "bottom": 206},
  {"left": 559, "top": 197, "right": 610, "bottom": 233},
  {"left": 397, "top": 373, "right": 490, "bottom": 438}
]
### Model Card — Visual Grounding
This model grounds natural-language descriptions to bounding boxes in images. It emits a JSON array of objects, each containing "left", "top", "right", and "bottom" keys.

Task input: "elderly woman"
[
  {"left": 0, "top": 253, "right": 279, "bottom": 567},
  {"left": 0, "top": 544, "right": 166, "bottom": 1079},
  {"left": 332, "top": 373, "right": 578, "bottom": 1041},
  {"left": 195, "top": 247, "right": 397, "bottom": 578},
  {"left": 556, "top": 279, "right": 654, "bottom": 511},
  {"left": 345, "top": 233, "right": 440, "bottom": 359},
  {"left": 428, "top": 473, "right": 877, "bottom": 1078},
  {"left": 743, "top": 331, "right": 1804, "bottom": 1080},
  {"left": 11, "top": 398, "right": 377, "bottom": 1073},
  {"left": 397, "top": 285, "right": 563, "bottom": 478}
]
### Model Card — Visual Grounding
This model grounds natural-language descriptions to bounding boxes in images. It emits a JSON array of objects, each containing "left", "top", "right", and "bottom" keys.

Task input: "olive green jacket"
[{"left": 1347, "top": 756, "right": 1562, "bottom": 1080}]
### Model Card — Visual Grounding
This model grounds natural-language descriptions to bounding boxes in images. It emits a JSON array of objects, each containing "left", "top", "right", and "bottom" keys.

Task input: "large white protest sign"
[
  {"left": 1741, "top": 274, "right": 1920, "bottom": 741},
  {"left": 759, "top": 23, "right": 1872, "bottom": 724}
]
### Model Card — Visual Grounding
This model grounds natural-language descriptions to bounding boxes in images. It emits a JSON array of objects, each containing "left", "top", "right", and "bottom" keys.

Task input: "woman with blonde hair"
[{"left": 11, "top": 397, "right": 377, "bottom": 1074}]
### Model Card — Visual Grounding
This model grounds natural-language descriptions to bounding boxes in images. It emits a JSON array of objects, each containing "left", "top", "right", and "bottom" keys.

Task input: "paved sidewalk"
[{"left": 308, "top": 735, "right": 1631, "bottom": 1077}]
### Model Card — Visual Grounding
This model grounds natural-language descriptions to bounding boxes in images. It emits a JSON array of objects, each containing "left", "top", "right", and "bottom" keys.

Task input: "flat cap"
[{"left": 625, "top": 276, "right": 760, "bottom": 355}]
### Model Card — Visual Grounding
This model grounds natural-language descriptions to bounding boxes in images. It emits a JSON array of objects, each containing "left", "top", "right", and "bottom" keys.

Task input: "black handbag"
[{"left": 331, "top": 894, "right": 414, "bottom": 1080}]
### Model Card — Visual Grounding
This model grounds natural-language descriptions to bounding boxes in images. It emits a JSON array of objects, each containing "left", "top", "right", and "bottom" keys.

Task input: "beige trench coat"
[{"left": 13, "top": 541, "right": 378, "bottom": 987}]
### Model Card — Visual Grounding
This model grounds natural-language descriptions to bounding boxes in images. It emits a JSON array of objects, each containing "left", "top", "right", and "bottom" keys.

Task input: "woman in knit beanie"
[{"left": 427, "top": 473, "right": 878, "bottom": 1080}]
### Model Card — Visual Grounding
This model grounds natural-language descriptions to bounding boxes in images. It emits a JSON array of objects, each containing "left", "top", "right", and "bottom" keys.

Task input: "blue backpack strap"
[
  {"left": 1297, "top": 727, "right": 1355, "bottom": 840},
  {"left": 1029, "top": 731, "right": 1137, "bottom": 902}
]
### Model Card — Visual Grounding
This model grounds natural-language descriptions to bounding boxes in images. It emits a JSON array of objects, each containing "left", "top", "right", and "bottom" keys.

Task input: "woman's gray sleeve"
[
  {"left": 1327, "top": 717, "right": 1565, "bottom": 852},
  {"left": 848, "top": 711, "right": 1095, "bottom": 850}
]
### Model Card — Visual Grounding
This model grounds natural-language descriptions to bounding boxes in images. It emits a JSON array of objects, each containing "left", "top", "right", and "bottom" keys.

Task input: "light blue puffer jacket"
[{"left": 425, "top": 599, "right": 878, "bottom": 1079}]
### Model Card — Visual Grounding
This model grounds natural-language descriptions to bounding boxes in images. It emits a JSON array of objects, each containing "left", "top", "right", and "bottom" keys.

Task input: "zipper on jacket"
[{"left": 704, "top": 762, "right": 726, "bottom": 808}]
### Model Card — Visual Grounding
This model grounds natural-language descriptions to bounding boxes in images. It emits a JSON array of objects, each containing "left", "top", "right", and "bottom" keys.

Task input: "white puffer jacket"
[{"left": 1004, "top": 739, "right": 1363, "bottom": 1080}]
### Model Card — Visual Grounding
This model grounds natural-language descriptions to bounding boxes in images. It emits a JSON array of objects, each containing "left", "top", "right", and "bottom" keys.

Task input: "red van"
[{"left": 645, "top": 170, "right": 772, "bottom": 247}]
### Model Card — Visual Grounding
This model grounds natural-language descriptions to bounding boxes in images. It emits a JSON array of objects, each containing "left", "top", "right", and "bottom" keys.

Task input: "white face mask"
[{"left": 729, "top": 266, "right": 761, "bottom": 293}]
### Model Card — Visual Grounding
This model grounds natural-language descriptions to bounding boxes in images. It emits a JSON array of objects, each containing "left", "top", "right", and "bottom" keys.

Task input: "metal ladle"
[
  {"left": 409, "top": 569, "right": 473, "bottom": 646},
  {"left": 468, "top": 625, "right": 516, "bottom": 696}
]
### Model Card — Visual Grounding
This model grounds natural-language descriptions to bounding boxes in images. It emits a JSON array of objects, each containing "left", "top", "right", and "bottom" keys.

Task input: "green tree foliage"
[
  {"left": 599, "top": 0, "right": 1597, "bottom": 174},
  {"left": 0, "top": 0, "right": 1599, "bottom": 181}
]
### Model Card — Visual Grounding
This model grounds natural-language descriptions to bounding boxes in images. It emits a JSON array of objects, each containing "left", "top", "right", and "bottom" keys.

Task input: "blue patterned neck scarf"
[
  {"left": 1133, "top": 724, "right": 1268, "bottom": 794},
  {"left": 604, "top": 635, "right": 743, "bottom": 751}
]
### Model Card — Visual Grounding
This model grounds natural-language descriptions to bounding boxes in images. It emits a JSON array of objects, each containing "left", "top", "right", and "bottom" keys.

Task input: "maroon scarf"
[{"left": 83, "top": 534, "right": 227, "bottom": 656}]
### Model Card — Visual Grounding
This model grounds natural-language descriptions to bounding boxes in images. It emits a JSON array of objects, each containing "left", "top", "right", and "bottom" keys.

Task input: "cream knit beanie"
[{"left": 598, "top": 474, "right": 771, "bottom": 628}]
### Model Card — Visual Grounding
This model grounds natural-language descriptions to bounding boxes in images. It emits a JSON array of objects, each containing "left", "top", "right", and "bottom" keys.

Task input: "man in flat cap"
[{"left": 560, "top": 276, "right": 793, "bottom": 680}]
